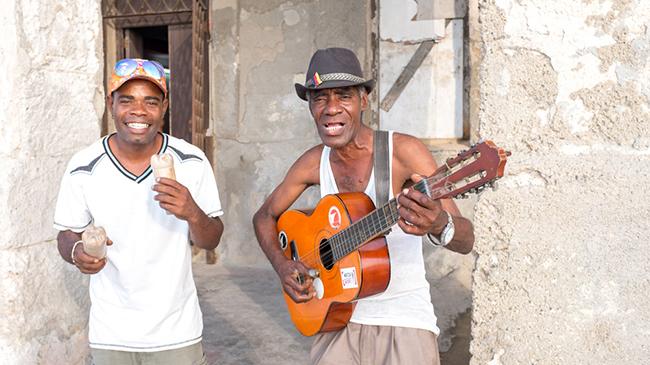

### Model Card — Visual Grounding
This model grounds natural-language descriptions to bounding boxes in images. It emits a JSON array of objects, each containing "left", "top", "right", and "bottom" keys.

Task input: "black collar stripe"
[{"left": 102, "top": 133, "right": 168, "bottom": 183}]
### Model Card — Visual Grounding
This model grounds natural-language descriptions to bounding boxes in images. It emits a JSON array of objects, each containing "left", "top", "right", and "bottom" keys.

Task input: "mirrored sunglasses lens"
[
  {"left": 152, "top": 61, "right": 165, "bottom": 75},
  {"left": 114, "top": 59, "right": 138, "bottom": 77},
  {"left": 142, "top": 61, "right": 163, "bottom": 79}
]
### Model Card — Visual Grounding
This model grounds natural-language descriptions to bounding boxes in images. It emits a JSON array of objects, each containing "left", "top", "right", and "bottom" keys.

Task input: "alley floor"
[
  {"left": 193, "top": 261, "right": 470, "bottom": 365},
  {"left": 194, "top": 263, "right": 312, "bottom": 365}
]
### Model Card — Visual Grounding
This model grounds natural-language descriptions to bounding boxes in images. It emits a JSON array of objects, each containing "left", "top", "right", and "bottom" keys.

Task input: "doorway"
[
  {"left": 101, "top": 0, "right": 209, "bottom": 150},
  {"left": 126, "top": 26, "right": 171, "bottom": 134}
]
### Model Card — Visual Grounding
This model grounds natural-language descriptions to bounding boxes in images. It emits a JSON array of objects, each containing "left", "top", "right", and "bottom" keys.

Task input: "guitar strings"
[
  {"left": 288, "top": 200, "right": 398, "bottom": 267},
  {"left": 289, "top": 172, "right": 454, "bottom": 268}
]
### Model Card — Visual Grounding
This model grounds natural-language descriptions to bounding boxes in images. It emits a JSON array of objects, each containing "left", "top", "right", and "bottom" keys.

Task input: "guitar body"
[{"left": 277, "top": 193, "right": 391, "bottom": 336}]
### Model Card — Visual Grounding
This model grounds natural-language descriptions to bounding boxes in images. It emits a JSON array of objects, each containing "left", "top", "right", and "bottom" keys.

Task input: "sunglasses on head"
[{"left": 114, "top": 58, "right": 165, "bottom": 79}]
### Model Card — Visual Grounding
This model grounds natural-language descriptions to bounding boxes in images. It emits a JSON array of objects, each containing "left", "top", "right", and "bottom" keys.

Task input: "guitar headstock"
[{"left": 416, "top": 140, "right": 510, "bottom": 200}]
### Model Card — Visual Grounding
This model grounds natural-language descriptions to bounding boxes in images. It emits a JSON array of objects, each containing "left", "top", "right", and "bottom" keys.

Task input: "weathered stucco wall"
[
  {"left": 0, "top": 1, "right": 104, "bottom": 363},
  {"left": 471, "top": 0, "right": 650, "bottom": 363},
  {"left": 210, "top": 0, "right": 371, "bottom": 265}
]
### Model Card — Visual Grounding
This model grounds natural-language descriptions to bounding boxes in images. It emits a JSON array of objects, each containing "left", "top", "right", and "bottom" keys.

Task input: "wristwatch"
[{"left": 426, "top": 211, "right": 455, "bottom": 247}]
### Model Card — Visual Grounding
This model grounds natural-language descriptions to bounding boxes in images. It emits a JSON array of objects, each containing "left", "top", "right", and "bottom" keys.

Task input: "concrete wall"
[
  {"left": 209, "top": 0, "right": 372, "bottom": 265},
  {"left": 471, "top": 0, "right": 650, "bottom": 364},
  {"left": 0, "top": 1, "right": 104, "bottom": 363}
]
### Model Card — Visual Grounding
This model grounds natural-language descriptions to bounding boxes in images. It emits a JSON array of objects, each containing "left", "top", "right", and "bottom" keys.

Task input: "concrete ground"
[
  {"left": 194, "top": 262, "right": 470, "bottom": 365},
  {"left": 194, "top": 263, "right": 312, "bottom": 365}
]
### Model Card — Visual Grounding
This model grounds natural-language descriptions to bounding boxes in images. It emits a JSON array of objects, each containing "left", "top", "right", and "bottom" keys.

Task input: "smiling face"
[
  {"left": 108, "top": 79, "right": 168, "bottom": 149},
  {"left": 308, "top": 86, "right": 368, "bottom": 149}
]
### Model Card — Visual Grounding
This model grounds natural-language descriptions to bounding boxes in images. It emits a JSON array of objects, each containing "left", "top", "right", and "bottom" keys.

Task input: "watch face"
[{"left": 442, "top": 226, "right": 456, "bottom": 245}]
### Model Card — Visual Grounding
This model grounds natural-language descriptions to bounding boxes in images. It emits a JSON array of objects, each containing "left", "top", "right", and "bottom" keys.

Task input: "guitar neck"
[
  {"left": 329, "top": 198, "right": 400, "bottom": 262},
  {"left": 328, "top": 169, "right": 452, "bottom": 262},
  {"left": 327, "top": 140, "right": 510, "bottom": 263}
]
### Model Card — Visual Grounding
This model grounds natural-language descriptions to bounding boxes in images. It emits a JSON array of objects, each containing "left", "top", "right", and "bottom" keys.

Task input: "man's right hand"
[
  {"left": 277, "top": 259, "right": 316, "bottom": 303},
  {"left": 73, "top": 238, "right": 113, "bottom": 274}
]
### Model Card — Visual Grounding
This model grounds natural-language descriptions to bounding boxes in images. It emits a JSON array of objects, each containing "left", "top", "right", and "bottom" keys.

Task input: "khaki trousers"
[
  {"left": 91, "top": 341, "right": 207, "bottom": 365},
  {"left": 311, "top": 323, "right": 441, "bottom": 365}
]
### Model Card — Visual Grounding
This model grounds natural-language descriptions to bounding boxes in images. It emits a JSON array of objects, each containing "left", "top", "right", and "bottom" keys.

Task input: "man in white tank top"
[{"left": 253, "top": 48, "right": 475, "bottom": 365}]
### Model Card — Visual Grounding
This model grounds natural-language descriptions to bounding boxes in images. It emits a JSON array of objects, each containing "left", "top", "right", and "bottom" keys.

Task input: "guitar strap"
[{"left": 373, "top": 130, "right": 390, "bottom": 206}]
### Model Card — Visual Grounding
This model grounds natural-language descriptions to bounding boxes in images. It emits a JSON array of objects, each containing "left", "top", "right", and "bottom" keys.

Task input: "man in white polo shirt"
[{"left": 54, "top": 58, "right": 224, "bottom": 364}]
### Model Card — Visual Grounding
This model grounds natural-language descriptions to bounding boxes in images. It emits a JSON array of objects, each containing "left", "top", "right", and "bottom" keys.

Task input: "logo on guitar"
[
  {"left": 340, "top": 267, "right": 358, "bottom": 289},
  {"left": 328, "top": 206, "right": 341, "bottom": 229}
]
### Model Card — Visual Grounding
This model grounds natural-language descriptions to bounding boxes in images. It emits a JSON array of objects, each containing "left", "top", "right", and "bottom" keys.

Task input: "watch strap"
[{"left": 426, "top": 211, "right": 453, "bottom": 247}]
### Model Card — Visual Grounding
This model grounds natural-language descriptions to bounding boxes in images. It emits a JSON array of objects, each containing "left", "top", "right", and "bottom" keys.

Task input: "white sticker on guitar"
[
  {"left": 328, "top": 206, "right": 341, "bottom": 230},
  {"left": 340, "top": 267, "right": 358, "bottom": 289}
]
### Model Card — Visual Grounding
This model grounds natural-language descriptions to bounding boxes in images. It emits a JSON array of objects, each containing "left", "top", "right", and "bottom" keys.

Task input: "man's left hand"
[
  {"left": 396, "top": 174, "right": 448, "bottom": 236},
  {"left": 152, "top": 178, "right": 201, "bottom": 222}
]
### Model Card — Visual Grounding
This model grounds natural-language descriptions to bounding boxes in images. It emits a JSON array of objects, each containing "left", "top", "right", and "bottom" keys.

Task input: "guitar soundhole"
[{"left": 319, "top": 239, "right": 334, "bottom": 270}]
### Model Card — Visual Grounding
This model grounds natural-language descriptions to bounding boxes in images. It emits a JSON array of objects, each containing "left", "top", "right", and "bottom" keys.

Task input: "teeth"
[
  {"left": 325, "top": 124, "right": 343, "bottom": 132},
  {"left": 127, "top": 123, "right": 149, "bottom": 130}
]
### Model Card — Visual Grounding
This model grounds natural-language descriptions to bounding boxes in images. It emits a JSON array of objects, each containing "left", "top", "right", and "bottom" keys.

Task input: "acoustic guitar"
[{"left": 276, "top": 140, "right": 509, "bottom": 336}]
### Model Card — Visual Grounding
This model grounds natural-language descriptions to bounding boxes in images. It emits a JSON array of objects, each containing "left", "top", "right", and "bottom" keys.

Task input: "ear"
[
  {"left": 360, "top": 89, "right": 369, "bottom": 111},
  {"left": 106, "top": 93, "right": 115, "bottom": 116},
  {"left": 307, "top": 93, "right": 317, "bottom": 117},
  {"left": 162, "top": 97, "right": 169, "bottom": 116}
]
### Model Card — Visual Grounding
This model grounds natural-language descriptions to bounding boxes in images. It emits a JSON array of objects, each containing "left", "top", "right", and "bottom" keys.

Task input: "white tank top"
[{"left": 319, "top": 131, "right": 439, "bottom": 334}]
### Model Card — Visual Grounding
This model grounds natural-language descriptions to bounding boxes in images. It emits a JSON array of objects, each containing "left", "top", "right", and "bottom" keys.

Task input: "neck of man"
[
  {"left": 110, "top": 133, "right": 162, "bottom": 165},
  {"left": 330, "top": 125, "right": 374, "bottom": 162}
]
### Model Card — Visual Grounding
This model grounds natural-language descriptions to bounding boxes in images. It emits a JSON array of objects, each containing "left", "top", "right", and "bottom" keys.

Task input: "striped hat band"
[{"left": 306, "top": 72, "right": 367, "bottom": 88}]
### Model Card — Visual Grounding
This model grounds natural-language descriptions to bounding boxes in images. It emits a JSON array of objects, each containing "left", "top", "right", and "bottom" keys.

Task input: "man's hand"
[
  {"left": 276, "top": 259, "right": 316, "bottom": 303},
  {"left": 73, "top": 238, "right": 113, "bottom": 274},
  {"left": 396, "top": 173, "right": 448, "bottom": 236},
  {"left": 152, "top": 178, "right": 201, "bottom": 221}
]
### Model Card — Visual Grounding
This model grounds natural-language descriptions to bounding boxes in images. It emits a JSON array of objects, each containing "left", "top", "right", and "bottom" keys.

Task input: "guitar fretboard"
[
  {"left": 328, "top": 199, "right": 400, "bottom": 262},
  {"left": 327, "top": 176, "right": 442, "bottom": 262}
]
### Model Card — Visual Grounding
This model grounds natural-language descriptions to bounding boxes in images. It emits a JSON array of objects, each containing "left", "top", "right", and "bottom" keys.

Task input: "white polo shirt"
[{"left": 53, "top": 133, "right": 223, "bottom": 352}]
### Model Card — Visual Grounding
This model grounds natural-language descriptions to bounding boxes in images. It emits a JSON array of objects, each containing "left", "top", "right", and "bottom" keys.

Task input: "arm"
[
  {"left": 152, "top": 178, "right": 224, "bottom": 250},
  {"left": 57, "top": 230, "right": 113, "bottom": 274},
  {"left": 392, "top": 134, "right": 475, "bottom": 254},
  {"left": 253, "top": 147, "right": 321, "bottom": 303}
]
